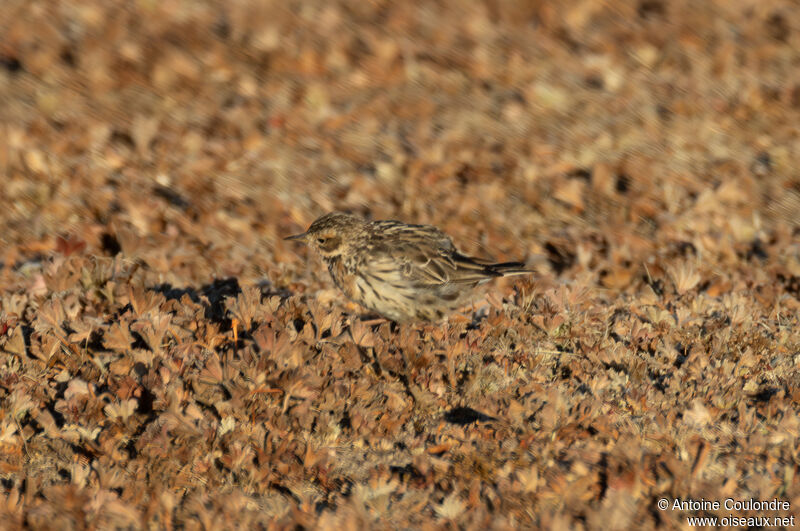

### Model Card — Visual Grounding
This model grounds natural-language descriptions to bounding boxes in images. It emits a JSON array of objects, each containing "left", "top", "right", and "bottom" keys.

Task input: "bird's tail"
[{"left": 489, "top": 261, "right": 534, "bottom": 277}]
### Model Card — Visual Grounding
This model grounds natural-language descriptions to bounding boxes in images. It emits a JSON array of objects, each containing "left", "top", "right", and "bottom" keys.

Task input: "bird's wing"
[{"left": 366, "top": 221, "right": 502, "bottom": 286}]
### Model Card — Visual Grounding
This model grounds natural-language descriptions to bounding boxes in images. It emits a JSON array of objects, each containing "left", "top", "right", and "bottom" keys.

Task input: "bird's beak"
[{"left": 284, "top": 232, "right": 309, "bottom": 242}]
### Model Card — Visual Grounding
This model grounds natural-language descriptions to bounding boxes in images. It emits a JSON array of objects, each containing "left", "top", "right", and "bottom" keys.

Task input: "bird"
[{"left": 285, "top": 212, "right": 532, "bottom": 322}]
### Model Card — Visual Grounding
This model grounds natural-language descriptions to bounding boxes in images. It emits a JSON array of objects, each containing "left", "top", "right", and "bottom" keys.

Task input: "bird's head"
[{"left": 285, "top": 212, "right": 365, "bottom": 258}]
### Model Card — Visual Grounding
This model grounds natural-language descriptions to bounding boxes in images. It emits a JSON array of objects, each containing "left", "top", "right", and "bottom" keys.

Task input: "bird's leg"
[{"left": 356, "top": 312, "right": 386, "bottom": 325}]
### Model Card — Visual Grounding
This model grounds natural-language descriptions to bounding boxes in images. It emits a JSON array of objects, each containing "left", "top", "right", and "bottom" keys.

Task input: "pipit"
[{"left": 285, "top": 212, "right": 532, "bottom": 322}]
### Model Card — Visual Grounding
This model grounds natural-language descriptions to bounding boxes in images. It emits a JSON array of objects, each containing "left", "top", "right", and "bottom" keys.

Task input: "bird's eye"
[{"left": 317, "top": 238, "right": 326, "bottom": 244}]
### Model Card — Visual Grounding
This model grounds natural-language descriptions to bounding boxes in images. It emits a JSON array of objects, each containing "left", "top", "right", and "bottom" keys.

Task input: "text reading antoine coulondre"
[{"left": 672, "top": 498, "right": 790, "bottom": 512}]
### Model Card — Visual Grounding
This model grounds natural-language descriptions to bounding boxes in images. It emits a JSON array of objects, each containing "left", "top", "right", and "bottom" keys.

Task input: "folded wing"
[{"left": 366, "top": 221, "right": 530, "bottom": 287}]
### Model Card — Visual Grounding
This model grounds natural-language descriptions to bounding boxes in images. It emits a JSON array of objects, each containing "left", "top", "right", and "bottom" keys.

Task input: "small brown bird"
[{"left": 285, "top": 212, "right": 532, "bottom": 322}]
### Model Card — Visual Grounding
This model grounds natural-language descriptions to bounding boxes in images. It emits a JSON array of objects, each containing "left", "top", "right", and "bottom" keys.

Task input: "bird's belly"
[
  {"left": 327, "top": 260, "right": 408, "bottom": 319},
  {"left": 351, "top": 274, "right": 413, "bottom": 320},
  {"left": 328, "top": 260, "right": 473, "bottom": 321},
  {"left": 355, "top": 274, "right": 471, "bottom": 321}
]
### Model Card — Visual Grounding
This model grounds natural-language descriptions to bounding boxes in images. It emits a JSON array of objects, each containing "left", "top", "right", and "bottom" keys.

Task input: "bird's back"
[{"left": 335, "top": 220, "right": 528, "bottom": 321}]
